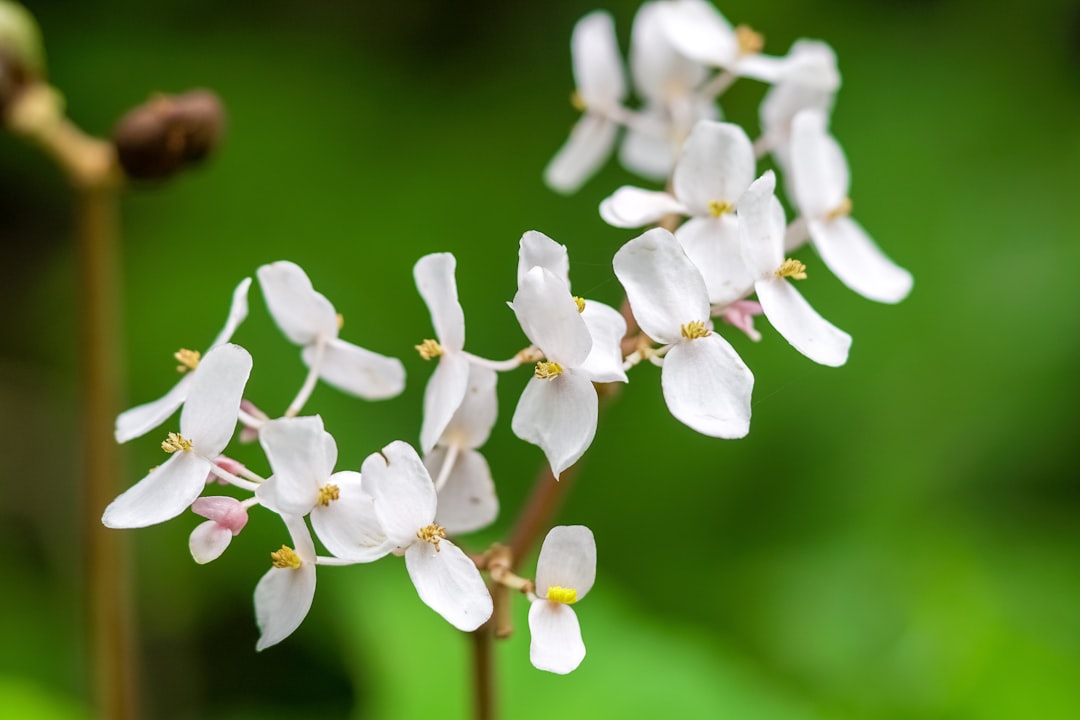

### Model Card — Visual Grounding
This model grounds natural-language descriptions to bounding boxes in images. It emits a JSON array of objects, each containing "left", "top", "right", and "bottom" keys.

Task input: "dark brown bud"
[{"left": 112, "top": 89, "right": 226, "bottom": 180}]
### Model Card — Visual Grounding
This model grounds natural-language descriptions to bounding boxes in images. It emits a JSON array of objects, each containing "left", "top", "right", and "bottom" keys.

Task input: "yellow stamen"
[
  {"left": 680, "top": 321, "right": 711, "bottom": 340},
  {"left": 546, "top": 586, "right": 578, "bottom": 604},
  {"left": 826, "top": 197, "right": 852, "bottom": 221},
  {"left": 416, "top": 338, "right": 443, "bottom": 360},
  {"left": 776, "top": 258, "right": 807, "bottom": 280},
  {"left": 735, "top": 25, "right": 764, "bottom": 55},
  {"left": 534, "top": 360, "right": 564, "bottom": 380},
  {"left": 570, "top": 90, "right": 587, "bottom": 112},
  {"left": 174, "top": 348, "right": 201, "bottom": 373},
  {"left": 708, "top": 200, "right": 734, "bottom": 217},
  {"left": 270, "top": 545, "right": 302, "bottom": 569},
  {"left": 573, "top": 296, "right": 586, "bottom": 313},
  {"left": 416, "top": 523, "right": 447, "bottom": 552},
  {"left": 317, "top": 484, "right": 340, "bottom": 506},
  {"left": 336, "top": 313, "right": 345, "bottom": 330},
  {"left": 161, "top": 432, "right": 193, "bottom": 453}
]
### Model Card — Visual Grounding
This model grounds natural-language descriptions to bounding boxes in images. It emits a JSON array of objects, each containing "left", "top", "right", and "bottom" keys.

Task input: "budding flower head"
[{"left": 112, "top": 89, "right": 226, "bottom": 180}]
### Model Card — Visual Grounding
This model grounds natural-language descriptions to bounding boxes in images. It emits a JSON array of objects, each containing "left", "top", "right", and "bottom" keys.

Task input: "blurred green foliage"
[{"left": 1, "top": 0, "right": 1078, "bottom": 717}]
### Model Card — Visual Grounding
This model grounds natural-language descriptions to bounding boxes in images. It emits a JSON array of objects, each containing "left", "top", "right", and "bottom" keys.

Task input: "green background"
[{"left": 2, "top": 0, "right": 1078, "bottom": 717}]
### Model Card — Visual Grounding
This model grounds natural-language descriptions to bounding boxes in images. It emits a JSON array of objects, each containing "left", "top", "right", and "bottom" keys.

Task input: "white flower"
[
  {"left": 739, "top": 171, "right": 851, "bottom": 366},
  {"left": 188, "top": 496, "right": 249, "bottom": 564},
  {"left": 114, "top": 277, "right": 250, "bottom": 443},
  {"left": 545, "top": 11, "right": 627, "bottom": 194},
  {"left": 529, "top": 525, "right": 596, "bottom": 675},
  {"left": 254, "top": 513, "right": 317, "bottom": 651},
  {"left": 789, "top": 109, "right": 913, "bottom": 303},
  {"left": 613, "top": 228, "right": 753, "bottom": 438},
  {"left": 257, "top": 261, "right": 406, "bottom": 408},
  {"left": 363, "top": 441, "right": 492, "bottom": 631},
  {"left": 102, "top": 343, "right": 253, "bottom": 528}
]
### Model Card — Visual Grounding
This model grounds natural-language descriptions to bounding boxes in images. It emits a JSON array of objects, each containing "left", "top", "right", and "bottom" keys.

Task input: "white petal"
[
  {"left": 618, "top": 114, "right": 675, "bottom": 181},
  {"left": 655, "top": 0, "right": 736, "bottom": 68},
  {"left": 311, "top": 471, "right": 393, "bottom": 563},
  {"left": 737, "top": 171, "right": 787, "bottom": 276},
  {"left": 414, "top": 253, "right": 465, "bottom": 351},
  {"left": 572, "top": 11, "right": 626, "bottom": 106},
  {"left": 207, "top": 276, "right": 253, "bottom": 349},
  {"left": 808, "top": 216, "right": 914, "bottom": 303},
  {"left": 629, "top": 2, "right": 706, "bottom": 103},
  {"left": 189, "top": 521, "right": 233, "bottom": 564},
  {"left": 661, "top": 335, "right": 753, "bottom": 438},
  {"left": 517, "top": 231, "right": 570, "bottom": 288},
  {"left": 755, "top": 279, "right": 851, "bottom": 367},
  {"left": 256, "top": 416, "right": 335, "bottom": 516},
  {"left": 439, "top": 365, "right": 498, "bottom": 450},
  {"left": 363, "top": 441, "right": 436, "bottom": 548},
  {"left": 306, "top": 337, "right": 406, "bottom": 400},
  {"left": 675, "top": 216, "right": 755, "bottom": 307},
  {"left": 257, "top": 261, "right": 339, "bottom": 346},
  {"left": 529, "top": 601, "right": 586, "bottom": 674},
  {"left": 599, "top": 186, "right": 686, "bottom": 228},
  {"left": 673, "top": 121, "right": 756, "bottom": 216},
  {"left": 102, "top": 451, "right": 209, "bottom": 528},
  {"left": 535, "top": 525, "right": 596, "bottom": 600},
  {"left": 254, "top": 563, "right": 316, "bottom": 651},
  {"left": 428, "top": 447, "right": 499, "bottom": 535},
  {"left": 790, "top": 109, "right": 849, "bottom": 218},
  {"left": 511, "top": 372, "right": 597, "bottom": 479},
  {"left": 179, "top": 343, "right": 252, "bottom": 457},
  {"left": 544, "top": 114, "right": 618, "bottom": 195},
  {"left": 114, "top": 374, "right": 192, "bottom": 444},
  {"left": 578, "top": 300, "right": 628, "bottom": 384},
  {"left": 420, "top": 352, "right": 471, "bottom": 454},
  {"left": 512, "top": 267, "right": 592, "bottom": 368},
  {"left": 612, "top": 228, "right": 710, "bottom": 344},
  {"left": 733, "top": 53, "right": 789, "bottom": 83},
  {"left": 404, "top": 539, "right": 492, "bottom": 632}
]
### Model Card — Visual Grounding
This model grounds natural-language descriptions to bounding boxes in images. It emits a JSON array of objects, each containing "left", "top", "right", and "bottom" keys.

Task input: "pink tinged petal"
[
  {"left": 673, "top": 121, "right": 756, "bottom": 216},
  {"left": 428, "top": 447, "right": 499, "bottom": 535},
  {"left": 102, "top": 451, "right": 209, "bottom": 528},
  {"left": 517, "top": 231, "right": 570, "bottom": 288},
  {"left": 254, "top": 562, "right": 317, "bottom": 652},
  {"left": 629, "top": 2, "right": 706, "bottom": 104},
  {"left": 572, "top": 11, "right": 626, "bottom": 106},
  {"left": 675, "top": 216, "right": 755, "bottom": 307},
  {"left": 662, "top": 334, "right": 753, "bottom": 438},
  {"left": 599, "top": 186, "right": 687, "bottom": 228},
  {"left": 311, "top": 471, "right": 393, "bottom": 563},
  {"left": 256, "top": 416, "right": 335, "bottom": 516},
  {"left": 512, "top": 267, "right": 592, "bottom": 368},
  {"left": 191, "top": 495, "right": 248, "bottom": 533},
  {"left": 363, "top": 441, "right": 437, "bottom": 548},
  {"left": 256, "top": 261, "right": 339, "bottom": 346},
  {"left": 511, "top": 372, "right": 597, "bottom": 479},
  {"left": 306, "top": 337, "right": 406, "bottom": 400},
  {"left": 718, "top": 300, "right": 763, "bottom": 342},
  {"left": 612, "top": 228, "right": 710, "bottom": 344},
  {"left": 440, "top": 365, "right": 499, "bottom": 450},
  {"left": 420, "top": 352, "right": 471, "bottom": 454},
  {"left": 413, "top": 253, "right": 465, "bottom": 351},
  {"left": 114, "top": 374, "right": 192, "bottom": 444},
  {"left": 578, "top": 301, "right": 628, "bottom": 384},
  {"left": 790, "top": 109, "right": 849, "bottom": 218},
  {"left": 179, "top": 344, "right": 252, "bottom": 458},
  {"left": 404, "top": 539, "right": 492, "bottom": 632},
  {"left": 529, "top": 601, "right": 586, "bottom": 674},
  {"left": 619, "top": 114, "right": 675, "bottom": 181},
  {"left": 207, "top": 276, "right": 253, "bottom": 349},
  {"left": 544, "top": 114, "right": 619, "bottom": 195},
  {"left": 535, "top": 525, "right": 597, "bottom": 600},
  {"left": 655, "top": 0, "right": 736, "bottom": 68},
  {"left": 189, "top": 521, "right": 234, "bottom": 565},
  {"left": 754, "top": 279, "right": 851, "bottom": 367},
  {"left": 808, "top": 217, "right": 914, "bottom": 304},
  {"left": 737, "top": 171, "right": 787, "bottom": 277}
]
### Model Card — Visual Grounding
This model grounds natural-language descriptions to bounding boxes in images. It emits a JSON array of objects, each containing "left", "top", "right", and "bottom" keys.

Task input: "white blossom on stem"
[
  {"left": 655, "top": 0, "right": 786, "bottom": 82},
  {"left": 529, "top": 525, "right": 596, "bottom": 674},
  {"left": 254, "top": 513, "right": 317, "bottom": 651},
  {"left": 102, "top": 343, "right": 253, "bottom": 528}
]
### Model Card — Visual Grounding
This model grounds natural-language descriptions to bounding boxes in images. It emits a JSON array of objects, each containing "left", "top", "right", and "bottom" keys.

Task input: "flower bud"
[
  {"left": 112, "top": 89, "right": 226, "bottom": 180},
  {"left": 0, "top": 1, "right": 45, "bottom": 114}
]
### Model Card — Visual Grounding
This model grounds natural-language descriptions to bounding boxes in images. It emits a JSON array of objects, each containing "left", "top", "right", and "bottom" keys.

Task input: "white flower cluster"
[{"left": 102, "top": 0, "right": 912, "bottom": 679}]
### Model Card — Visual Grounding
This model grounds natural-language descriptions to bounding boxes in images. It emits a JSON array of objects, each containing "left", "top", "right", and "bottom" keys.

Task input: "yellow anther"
[
  {"left": 826, "top": 197, "right": 853, "bottom": 221},
  {"left": 161, "top": 432, "right": 193, "bottom": 453},
  {"left": 573, "top": 296, "right": 586, "bottom": 313},
  {"left": 546, "top": 586, "right": 578, "bottom": 604},
  {"left": 416, "top": 523, "right": 447, "bottom": 552},
  {"left": 534, "top": 360, "right": 564, "bottom": 380},
  {"left": 336, "top": 313, "right": 345, "bottom": 330},
  {"left": 570, "top": 90, "right": 587, "bottom": 112},
  {"left": 270, "top": 545, "right": 302, "bottom": 569},
  {"left": 174, "top": 348, "right": 201, "bottom": 373},
  {"left": 735, "top": 24, "right": 764, "bottom": 55},
  {"left": 776, "top": 258, "right": 808, "bottom": 280},
  {"left": 680, "top": 321, "right": 711, "bottom": 340},
  {"left": 416, "top": 338, "right": 444, "bottom": 360},
  {"left": 708, "top": 200, "right": 735, "bottom": 217},
  {"left": 317, "top": 484, "right": 340, "bottom": 506}
]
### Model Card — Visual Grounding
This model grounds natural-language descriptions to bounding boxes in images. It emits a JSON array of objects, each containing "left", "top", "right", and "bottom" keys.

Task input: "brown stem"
[{"left": 469, "top": 619, "right": 496, "bottom": 720}]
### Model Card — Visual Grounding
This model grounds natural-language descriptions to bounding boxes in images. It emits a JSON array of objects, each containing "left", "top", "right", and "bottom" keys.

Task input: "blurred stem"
[{"left": 470, "top": 619, "right": 496, "bottom": 720}]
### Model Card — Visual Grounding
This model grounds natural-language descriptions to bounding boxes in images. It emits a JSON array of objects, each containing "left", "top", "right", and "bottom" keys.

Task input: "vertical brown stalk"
[{"left": 470, "top": 619, "right": 496, "bottom": 720}]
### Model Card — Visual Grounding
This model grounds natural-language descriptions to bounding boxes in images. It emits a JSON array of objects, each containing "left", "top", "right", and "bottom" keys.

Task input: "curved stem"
[
  {"left": 206, "top": 463, "right": 260, "bottom": 492},
  {"left": 462, "top": 349, "right": 533, "bottom": 373},
  {"left": 433, "top": 443, "right": 460, "bottom": 493},
  {"left": 285, "top": 337, "right": 326, "bottom": 417}
]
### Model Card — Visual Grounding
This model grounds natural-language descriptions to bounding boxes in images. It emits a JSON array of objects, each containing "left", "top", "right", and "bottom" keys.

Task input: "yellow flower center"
[
  {"left": 336, "top": 313, "right": 345, "bottom": 330},
  {"left": 680, "top": 321, "right": 711, "bottom": 340},
  {"left": 546, "top": 586, "right": 578, "bottom": 604},
  {"left": 573, "top": 296, "right": 586, "bottom": 313},
  {"left": 736, "top": 25, "right": 764, "bottom": 55},
  {"left": 826, "top": 197, "right": 852, "bottom": 221},
  {"left": 416, "top": 338, "right": 443, "bottom": 360},
  {"left": 775, "top": 258, "right": 807, "bottom": 280},
  {"left": 174, "top": 348, "right": 201, "bottom": 373},
  {"left": 270, "top": 545, "right": 302, "bottom": 569},
  {"left": 708, "top": 200, "right": 734, "bottom": 217},
  {"left": 317, "top": 484, "right": 340, "bottom": 506},
  {"left": 161, "top": 432, "right": 193, "bottom": 453},
  {"left": 416, "top": 523, "right": 447, "bottom": 552},
  {"left": 570, "top": 90, "right": 587, "bottom": 112},
  {"left": 534, "top": 361, "right": 564, "bottom": 380}
]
